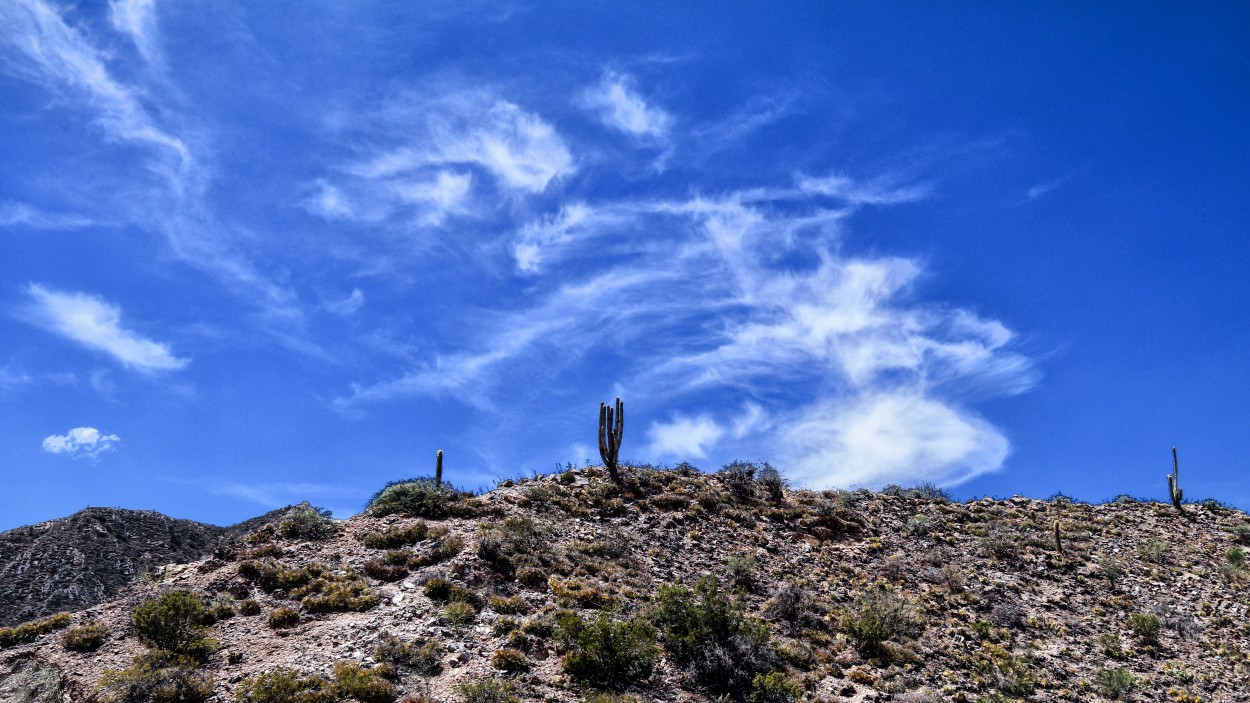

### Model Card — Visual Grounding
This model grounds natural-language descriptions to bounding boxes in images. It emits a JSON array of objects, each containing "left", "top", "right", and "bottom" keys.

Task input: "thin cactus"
[
  {"left": 1167, "top": 446, "right": 1184, "bottom": 512},
  {"left": 598, "top": 397, "right": 624, "bottom": 485},
  {"left": 435, "top": 449, "right": 444, "bottom": 489},
  {"left": 1053, "top": 520, "right": 1063, "bottom": 555}
]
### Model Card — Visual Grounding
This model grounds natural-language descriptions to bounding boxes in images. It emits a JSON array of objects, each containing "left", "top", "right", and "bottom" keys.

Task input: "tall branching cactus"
[
  {"left": 1167, "top": 446, "right": 1184, "bottom": 512},
  {"left": 1053, "top": 520, "right": 1063, "bottom": 555},
  {"left": 436, "top": 449, "right": 444, "bottom": 489},
  {"left": 598, "top": 397, "right": 624, "bottom": 485}
]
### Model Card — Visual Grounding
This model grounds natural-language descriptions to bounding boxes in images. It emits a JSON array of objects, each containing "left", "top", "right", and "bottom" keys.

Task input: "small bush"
[
  {"left": 411, "top": 534, "right": 464, "bottom": 567},
  {"left": 558, "top": 612, "right": 658, "bottom": 690},
  {"left": 490, "top": 595, "right": 528, "bottom": 614},
  {"left": 239, "top": 599, "right": 262, "bottom": 616},
  {"left": 278, "top": 505, "right": 338, "bottom": 540},
  {"left": 62, "top": 622, "right": 108, "bottom": 652},
  {"left": 334, "top": 660, "right": 397, "bottom": 703},
  {"left": 131, "top": 591, "right": 216, "bottom": 658},
  {"left": 0, "top": 612, "right": 71, "bottom": 648},
  {"left": 459, "top": 679, "right": 519, "bottom": 703},
  {"left": 99, "top": 651, "right": 214, "bottom": 703},
  {"left": 719, "top": 461, "right": 758, "bottom": 502},
  {"left": 1095, "top": 666, "right": 1139, "bottom": 699},
  {"left": 840, "top": 587, "right": 920, "bottom": 656},
  {"left": 375, "top": 635, "right": 442, "bottom": 676},
  {"left": 726, "top": 555, "right": 757, "bottom": 592},
  {"left": 651, "top": 577, "right": 776, "bottom": 698},
  {"left": 1127, "top": 613, "right": 1161, "bottom": 644},
  {"left": 235, "top": 668, "right": 337, "bottom": 703},
  {"left": 757, "top": 464, "right": 786, "bottom": 503},
  {"left": 750, "top": 671, "right": 801, "bottom": 703},
  {"left": 364, "top": 559, "right": 410, "bottom": 581},
  {"left": 763, "top": 583, "right": 810, "bottom": 633},
  {"left": 491, "top": 648, "right": 530, "bottom": 673},
  {"left": 1230, "top": 523, "right": 1250, "bottom": 546},
  {"left": 445, "top": 601, "right": 477, "bottom": 625},
  {"left": 516, "top": 567, "right": 548, "bottom": 589},
  {"left": 292, "top": 572, "right": 380, "bottom": 613},
  {"left": 366, "top": 478, "right": 465, "bottom": 518},
  {"left": 268, "top": 607, "right": 299, "bottom": 629},
  {"left": 363, "top": 522, "right": 429, "bottom": 549}
]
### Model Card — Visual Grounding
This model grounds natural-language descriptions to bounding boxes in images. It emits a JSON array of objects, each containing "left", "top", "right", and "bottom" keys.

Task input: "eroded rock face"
[
  {"left": 0, "top": 508, "right": 227, "bottom": 627},
  {"left": 0, "top": 658, "right": 65, "bottom": 703}
]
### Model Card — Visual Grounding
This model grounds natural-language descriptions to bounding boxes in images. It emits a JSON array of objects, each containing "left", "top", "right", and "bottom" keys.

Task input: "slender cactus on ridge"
[{"left": 599, "top": 397, "right": 624, "bottom": 485}]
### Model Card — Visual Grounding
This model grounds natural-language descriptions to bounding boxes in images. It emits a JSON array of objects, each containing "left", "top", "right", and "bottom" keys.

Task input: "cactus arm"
[{"left": 436, "top": 449, "right": 443, "bottom": 488}]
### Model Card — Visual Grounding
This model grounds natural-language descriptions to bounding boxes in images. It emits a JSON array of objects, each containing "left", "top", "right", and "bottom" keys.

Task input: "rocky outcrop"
[{"left": 0, "top": 506, "right": 294, "bottom": 626}]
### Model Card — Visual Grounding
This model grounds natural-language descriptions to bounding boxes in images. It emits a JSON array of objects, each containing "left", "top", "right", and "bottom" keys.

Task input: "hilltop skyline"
[{"left": 1, "top": 1, "right": 1248, "bottom": 529}]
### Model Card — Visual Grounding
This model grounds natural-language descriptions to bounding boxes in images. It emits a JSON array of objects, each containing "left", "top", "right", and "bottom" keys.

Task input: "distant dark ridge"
[{"left": 0, "top": 504, "right": 296, "bottom": 626}]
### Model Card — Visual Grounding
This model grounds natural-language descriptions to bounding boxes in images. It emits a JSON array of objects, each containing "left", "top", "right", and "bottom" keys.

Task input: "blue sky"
[{"left": 1, "top": 1, "right": 1247, "bottom": 530}]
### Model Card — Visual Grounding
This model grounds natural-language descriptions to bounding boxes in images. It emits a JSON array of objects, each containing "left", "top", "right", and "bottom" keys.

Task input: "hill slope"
[
  {"left": 1, "top": 467, "right": 1248, "bottom": 703},
  {"left": 0, "top": 506, "right": 293, "bottom": 627}
]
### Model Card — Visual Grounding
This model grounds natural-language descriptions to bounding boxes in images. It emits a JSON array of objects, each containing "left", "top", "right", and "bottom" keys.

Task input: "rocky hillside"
[
  {"left": 0, "top": 506, "right": 294, "bottom": 627},
  {"left": 2, "top": 466, "right": 1249, "bottom": 703}
]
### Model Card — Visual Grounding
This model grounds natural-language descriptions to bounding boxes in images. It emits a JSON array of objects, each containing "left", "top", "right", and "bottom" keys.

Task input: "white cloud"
[
  {"left": 780, "top": 393, "right": 1009, "bottom": 489},
  {"left": 25, "top": 284, "right": 189, "bottom": 371},
  {"left": 109, "top": 0, "right": 160, "bottom": 66},
  {"left": 392, "top": 171, "right": 472, "bottom": 225},
  {"left": 0, "top": 202, "right": 93, "bottom": 229},
  {"left": 797, "top": 173, "right": 931, "bottom": 205},
  {"left": 581, "top": 71, "right": 673, "bottom": 138},
  {"left": 42, "top": 426, "right": 120, "bottom": 460},
  {"left": 327, "top": 289, "right": 365, "bottom": 316},
  {"left": 512, "top": 202, "right": 595, "bottom": 272},
  {"left": 0, "top": 0, "right": 189, "bottom": 172},
  {"left": 648, "top": 414, "right": 724, "bottom": 459}
]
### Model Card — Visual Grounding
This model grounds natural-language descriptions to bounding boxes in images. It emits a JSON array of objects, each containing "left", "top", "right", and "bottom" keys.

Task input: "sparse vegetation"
[
  {"left": 375, "top": 635, "right": 442, "bottom": 676},
  {"left": 1095, "top": 666, "right": 1140, "bottom": 699},
  {"left": 651, "top": 577, "right": 778, "bottom": 699},
  {"left": 267, "top": 607, "right": 299, "bottom": 629},
  {"left": 62, "top": 622, "right": 108, "bottom": 651},
  {"left": 840, "top": 587, "right": 920, "bottom": 656},
  {"left": 235, "top": 668, "right": 337, "bottom": 703},
  {"left": 278, "top": 504, "right": 338, "bottom": 540},
  {"left": 459, "top": 679, "right": 519, "bottom": 703},
  {"left": 333, "top": 660, "right": 397, "bottom": 703},
  {"left": 0, "top": 612, "right": 71, "bottom": 648},
  {"left": 131, "top": 591, "right": 216, "bottom": 658},
  {"left": 366, "top": 477, "right": 466, "bottom": 518},
  {"left": 99, "top": 651, "right": 214, "bottom": 703},
  {"left": 1127, "top": 612, "right": 1161, "bottom": 645},
  {"left": 557, "top": 611, "right": 658, "bottom": 690}
]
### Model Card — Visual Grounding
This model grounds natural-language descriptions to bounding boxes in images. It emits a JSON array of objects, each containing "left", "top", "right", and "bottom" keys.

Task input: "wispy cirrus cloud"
[
  {"left": 42, "top": 426, "right": 121, "bottom": 460},
  {"left": 0, "top": 0, "right": 188, "bottom": 175},
  {"left": 23, "top": 284, "right": 189, "bottom": 372},
  {"left": 108, "top": 0, "right": 161, "bottom": 66},
  {"left": 344, "top": 164, "right": 1036, "bottom": 490},
  {"left": 0, "top": 202, "right": 94, "bottom": 229},
  {"left": 580, "top": 71, "right": 673, "bottom": 139}
]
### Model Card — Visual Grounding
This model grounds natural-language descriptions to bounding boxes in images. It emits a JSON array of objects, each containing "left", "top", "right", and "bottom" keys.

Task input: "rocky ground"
[{"left": 2, "top": 465, "right": 1248, "bottom": 703}]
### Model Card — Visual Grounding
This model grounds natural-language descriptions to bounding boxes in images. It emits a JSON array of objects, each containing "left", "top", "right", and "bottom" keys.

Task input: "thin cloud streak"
[
  {"left": 24, "top": 284, "right": 189, "bottom": 372},
  {"left": 580, "top": 71, "right": 673, "bottom": 139}
]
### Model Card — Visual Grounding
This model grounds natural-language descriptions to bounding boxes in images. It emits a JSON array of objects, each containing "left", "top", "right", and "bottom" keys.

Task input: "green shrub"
[
  {"left": 726, "top": 555, "right": 757, "bottom": 592},
  {"left": 131, "top": 591, "right": 216, "bottom": 658},
  {"left": 278, "top": 505, "right": 338, "bottom": 540},
  {"left": 719, "top": 461, "right": 758, "bottom": 502},
  {"left": 1095, "top": 666, "right": 1139, "bottom": 699},
  {"left": 489, "top": 595, "right": 528, "bottom": 614},
  {"left": 268, "top": 607, "right": 299, "bottom": 629},
  {"left": 459, "top": 679, "right": 519, "bottom": 703},
  {"left": 363, "top": 559, "right": 409, "bottom": 581},
  {"left": 444, "top": 601, "right": 477, "bottom": 626},
  {"left": 757, "top": 465, "right": 786, "bottom": 503},
  {"left": 477, "top": 517, "right": 560, "bottom": 578},
  {"left": 292, "top": 572, "right": 380, "bottom": 613},
  {"left": 363, "top": 522, "right": 429, "bottom": 549},
  {"left": 366, "top": 478, "right": 465, "bottom": 518},
  {"left": 411, "top": 534, "right": 464, "bottom": 567},
  {"left": 749, "top": 671, "right": 801, "bottom": 703},
  {"left": 490, "top": 648, "right": 530, "bottom": 673},
  {"left": 235, "top": 668, "right": 337, "bottom": 703},
  {"left": 239, "top": 599, "right": 262, "bottom": 616},
  {"left": 375, "top": 635, "right": 442, "bottom": 676},
  {"left": 1227, "top": 547, "right": 1246, "bottom": 568},
  {"left": 62, "top": 622, "right": 108, "bottom": 652},
  {"left": 558, "top": 612, "right": 657, "bottom": 690},
  {"left": 333, "top": 660, "right": 397, "bottom": 703},
  {"left": 0, "top": 612, "right": 71, "bottom": 648},
  {"left": 840, "top": 587, "right": 920, "bottom": 656},
  {"left": 1127, "top": 613, "right": 1161, "bottom": 644},
  {"left": 651, "top": 577, "right": 776, "bottom": 698},
  {"left": 99, "top": 651, "right": 214, "bottom": 703}
]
